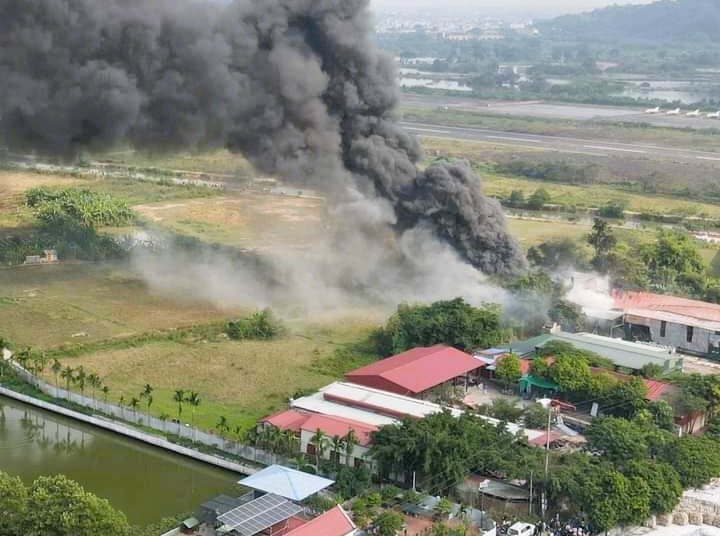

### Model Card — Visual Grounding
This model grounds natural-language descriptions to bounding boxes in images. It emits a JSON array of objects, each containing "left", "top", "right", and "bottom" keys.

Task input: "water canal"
[{"left": 0, "top": 395, "right": 238, "bottom": 525}]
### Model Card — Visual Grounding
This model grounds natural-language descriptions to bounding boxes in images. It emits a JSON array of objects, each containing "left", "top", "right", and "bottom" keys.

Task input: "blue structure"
[{"left": 239, "top": 465, "right": 335, "bottom": 502}]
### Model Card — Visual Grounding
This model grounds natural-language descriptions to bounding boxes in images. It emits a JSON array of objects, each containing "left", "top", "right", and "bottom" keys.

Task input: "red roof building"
[
  {"left": 284, "top": 506, "right": 356, "bottom": 536},
  {"left": 262, "top": 409, "right": 310, "bottom": 432},
  {"left": 261, "top": 409, "right": 378, "bottom": 446},
  {"left": 345, "top": 345, "right": 484, "bottom": 397},
  {"left": 590, "top": 367, "right": 677, "bottom": 402}
]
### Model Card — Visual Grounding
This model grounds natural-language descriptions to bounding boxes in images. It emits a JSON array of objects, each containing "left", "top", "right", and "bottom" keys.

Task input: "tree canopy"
[
  {"left": 373, "top": 298, "right": 505, "bottom": 355},
  {"left": 0, "top": 473, "right": 130, "bottom": 536}
]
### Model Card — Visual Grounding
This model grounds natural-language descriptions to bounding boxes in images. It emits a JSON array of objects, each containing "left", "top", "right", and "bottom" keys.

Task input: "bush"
[
  {"left": 526, "top": 187, "right": 552, "bottom": 210},
  {"left": 598, "top": 199, "right": 628, "bottom": 219},
  {"left": 26, "top": 187, "right": 136, "bottom": 227},
  {"left": 226, "top": 309, "right": 285, "bottom": 340},
  {"left": 490, "top": 398, "right": 523, "bottom": 422},
  {"left": 524, "top": 403, "right": 551, "bottom": 429}
]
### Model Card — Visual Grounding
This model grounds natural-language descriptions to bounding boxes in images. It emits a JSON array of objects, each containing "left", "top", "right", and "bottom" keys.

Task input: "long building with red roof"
[
  {"left": 345, "top": 344, "right": 484, "bottom": 398},
  {"left": 613, "top": 290, "right": 720, "bottom": 356},
  {"left": 261, "top": 409, "right": 378, "bottom": 468}
]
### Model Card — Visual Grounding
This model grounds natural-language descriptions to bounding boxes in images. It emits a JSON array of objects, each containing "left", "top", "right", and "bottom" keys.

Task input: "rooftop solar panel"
[{"left": 217, "top": 493, "right": 303, "bottom": 536}]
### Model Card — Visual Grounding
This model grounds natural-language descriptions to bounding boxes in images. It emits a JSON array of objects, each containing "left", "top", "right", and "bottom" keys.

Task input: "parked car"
[{"left": 507, "top": 522, "right": 535, "bottom": 536}]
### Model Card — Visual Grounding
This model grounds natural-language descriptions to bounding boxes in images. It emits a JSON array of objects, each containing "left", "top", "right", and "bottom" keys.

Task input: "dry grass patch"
[
  {"left": 0, "top": 261, "right": 243, "bottom": 349},
  {"left": 136, "top": 193, "right": 327, "bottom": 250},
  {"left": 0, "top": 172, "right": 83, "bottom": 231}
]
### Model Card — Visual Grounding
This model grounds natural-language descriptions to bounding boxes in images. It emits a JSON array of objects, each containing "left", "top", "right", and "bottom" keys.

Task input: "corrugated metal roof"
[
  {"left": 238, "top": 465, "right": 334, "bottom": 502},
  {"left": 538, "top": 331, "right": 680, "bottom": 371},
  {"left": 262, "top": 409, "right": 310, "bottom": 431},
  {"left": 320, "top": 382, "right": 463, "bottom": 420},
  {"left": 346, "top": 345, "right": 484, "bottom": 394},
  {"left": 614, "top": 290, "right": 720, "bottom": 330},
  {"left": 300, "top": 414, "right": 377, "bottom": 446},
  {"left": 290, "top": 393, "right": 398, "bottom": 427},
  {"left": 284, "top": 506, "right": 356, "bottom": 536}
]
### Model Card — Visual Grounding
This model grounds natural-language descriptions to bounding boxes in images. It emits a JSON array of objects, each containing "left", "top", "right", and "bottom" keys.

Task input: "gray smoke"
[{"left": 0, "top": 0, "right": 525, "bottom": 276}]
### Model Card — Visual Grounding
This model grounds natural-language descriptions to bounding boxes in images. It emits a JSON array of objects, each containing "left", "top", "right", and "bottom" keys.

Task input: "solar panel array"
[{"left": 217, "top": 493, "right": 303, "bottom": 536}]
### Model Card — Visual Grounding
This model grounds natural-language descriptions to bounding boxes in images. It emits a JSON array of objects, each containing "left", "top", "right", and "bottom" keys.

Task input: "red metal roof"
[
  {"left": 300, "top": 414, "right": 378, "bottom": 447},
  {"left": 284, "top": 506, "right": 356, "bottom": 536},
  {"left": 613, "top": 290, "right": 720, "bottom": 326},
  {"left": 527, "top": 430, "right": 564, "bottom": 446},
  {"left": 262, "top": 410, "right": 378, "bottom": 446},
  {"left": 270, "top": 516, "right": 309, "bottom": 535},
  {"left": 590, "top": 367, "right": 676, "bottom": 402},
  {"left": 261, "top": 409, "right": 309, "bottom": 432},
  {"left": 345, "top": 345, "right": 484, "bottom": 395}
]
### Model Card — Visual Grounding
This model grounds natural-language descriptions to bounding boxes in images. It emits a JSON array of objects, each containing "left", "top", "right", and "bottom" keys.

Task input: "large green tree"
[
  {"left": 0, "top": 472, "right": 27, "bottom": 536},
  {"left": 373, "top": 298, "right": 505, "bottom": 355},
  {"left": 585, "top": 417, "right": 649, "bottom": 465},
  {"left": 495, "top": 354, "right": 522, "bottom": 390},
  {"left": 23, "top": 475, "right": 129, "bottom": 536}
]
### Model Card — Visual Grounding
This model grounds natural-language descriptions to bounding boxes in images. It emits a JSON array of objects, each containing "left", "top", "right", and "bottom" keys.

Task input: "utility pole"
[
  {"left": 529, "top": 470, "right": 533, "bottom": 516},
  {"left": 537, "top": 398, "right": 555, "bottom": 520}
]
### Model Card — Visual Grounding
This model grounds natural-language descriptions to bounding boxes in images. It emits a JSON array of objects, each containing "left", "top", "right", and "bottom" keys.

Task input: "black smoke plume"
[{"left": 0, "top": 0, "right": 526, "bottom": 276}]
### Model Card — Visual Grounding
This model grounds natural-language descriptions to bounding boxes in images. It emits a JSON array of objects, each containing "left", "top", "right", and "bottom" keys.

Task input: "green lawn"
[{"left": 41, "top": 315, "right": 381, "bottom": 436}]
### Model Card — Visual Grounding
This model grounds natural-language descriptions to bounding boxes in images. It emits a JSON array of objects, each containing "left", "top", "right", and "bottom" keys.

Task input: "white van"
[{"left": 507, "top": 522, "right": 535, "bottom": 536}]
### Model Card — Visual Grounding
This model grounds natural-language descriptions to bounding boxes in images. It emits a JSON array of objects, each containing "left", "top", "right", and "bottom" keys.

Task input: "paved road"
[
  {"left": 401, "top": 93, "right": 720, "bottom": 130},
  {"left": 400, "top": 120, "right": 720, "bottom": 164}
]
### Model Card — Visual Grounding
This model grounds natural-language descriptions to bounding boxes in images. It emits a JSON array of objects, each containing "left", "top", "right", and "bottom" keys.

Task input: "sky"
[{"left": 370, "top": 0, "right": 658, "bottom": 19}]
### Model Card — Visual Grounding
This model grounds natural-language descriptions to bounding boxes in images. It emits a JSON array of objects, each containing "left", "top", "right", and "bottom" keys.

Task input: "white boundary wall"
[{"left": 2, "top": 356, "right": 288, "bottom": 471}]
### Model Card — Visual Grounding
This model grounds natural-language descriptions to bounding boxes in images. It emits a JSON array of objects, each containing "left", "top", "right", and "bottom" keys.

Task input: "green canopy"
[
  {"left": 519, "top": 374, "right": 559, "bottom": 391},
  {"left": 182, "top": 517, "right": 200, "bottom": 529}
]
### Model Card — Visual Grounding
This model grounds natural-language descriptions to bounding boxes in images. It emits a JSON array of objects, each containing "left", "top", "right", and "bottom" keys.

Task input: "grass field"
[
  {"left": 418, "top": 137, "right": 720, "bottom": 218},
  {"left": 402, "top": 106, "right": 720, "bottom": 151},
  {"left": 40, "top": 315, "right": 381, "bottom": 435},
  {"left": 135, "top": 194, "right": 327, "bottom": 251},
  {"left": 481, "top": 173, "right": 720, "bottom": 218},
  {"left": 94, "top": 149, "right": 254, "bottom": 176},
  {"left": 0, "top": 262, "right": 244, "bottom": 349},
  {"left": 507, "top": 218, "right": 591, "bottom": 248}
]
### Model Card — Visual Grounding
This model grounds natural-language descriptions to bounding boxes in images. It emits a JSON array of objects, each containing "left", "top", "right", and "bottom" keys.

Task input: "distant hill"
[{"left": 540, "top": 0, "right": 720, "bottom": 43}]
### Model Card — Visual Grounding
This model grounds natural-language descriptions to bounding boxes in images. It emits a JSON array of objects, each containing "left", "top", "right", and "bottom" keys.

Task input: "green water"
[{"left": 0, "top": 396, "right": 239, "bottom": 525}]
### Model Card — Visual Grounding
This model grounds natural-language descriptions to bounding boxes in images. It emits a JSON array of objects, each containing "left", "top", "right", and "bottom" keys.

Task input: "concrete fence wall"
[{"left": 4, "top": 359, "right": 288, "bottom": 470}]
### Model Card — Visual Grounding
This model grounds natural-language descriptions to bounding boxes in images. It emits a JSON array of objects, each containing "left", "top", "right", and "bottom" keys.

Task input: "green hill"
[{"left": 540, "top": 0, "right": 720, "bottom": 43}]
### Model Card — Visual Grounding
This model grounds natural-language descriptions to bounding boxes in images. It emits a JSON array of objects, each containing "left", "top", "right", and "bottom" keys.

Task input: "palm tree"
[
  {"left": 139, "top": 384, "right": 154, "bottom": 413},
  {"left": 331, "top": 435, "right": 344, "bottom": 468},
  {"left": 183, "top": 391, "right": 201, "bottom": 441},
  {"left": 60, "top": 366, "right": 74, "bottom": 393},
  {"left": 310, "top": 428, "right": 328, "bottom": 470},
  {"left": 102, "top": 385, "right": 109, "bottom": 404},
  {"left": 216, "top": 416, "right": 229, "bottom": 449},
  {"left": 51, "top": 359, "right": 62, "bottom": 397},
  {"left": 343, "top": 429, "right": 358, "bottom": 467},
  {"left": 129, "top": 397, "right": 140, "bottom": 418},
  {"left": 282, "top": 429, "right": 298, "bottom": 457},
  {"left": 75, "top": 366, "right": 87, "bottom": 398},
  {"left": 173, "top": 389, "right": 185, "bottom": 434},
  {"left": 31, "top": 352, "right": 47, "bottom": 377},
  {"left": 185, "top": 391, "right": 201, "bottom": 426},
  {"left": 87, "top": 373, "right": 101, "bottom": 409},
  {"left": 118, "top": 395, "right": 125, "bottom": 419}
]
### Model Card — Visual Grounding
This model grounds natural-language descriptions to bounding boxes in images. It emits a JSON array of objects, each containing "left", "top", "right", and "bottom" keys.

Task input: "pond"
[{"left": 0, "top": 396, "right": 238, "bottom": 525}]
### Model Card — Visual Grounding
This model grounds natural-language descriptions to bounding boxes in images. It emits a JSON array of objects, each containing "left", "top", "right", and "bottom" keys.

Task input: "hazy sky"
[{"left": 371, "top": 0, "right": 658, "bottom": 18}]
